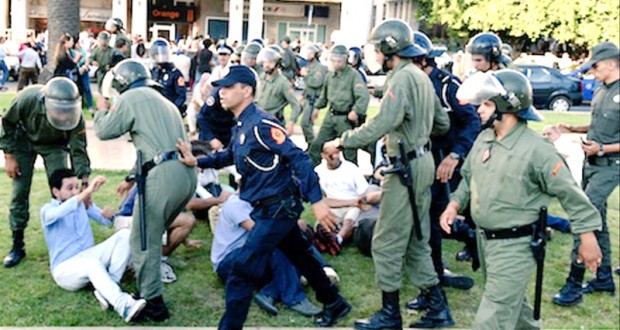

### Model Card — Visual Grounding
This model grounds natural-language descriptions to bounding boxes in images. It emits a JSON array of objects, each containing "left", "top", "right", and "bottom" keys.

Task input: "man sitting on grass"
[{"left": 41, "top": 168, "right": 146, "bottom": 323}]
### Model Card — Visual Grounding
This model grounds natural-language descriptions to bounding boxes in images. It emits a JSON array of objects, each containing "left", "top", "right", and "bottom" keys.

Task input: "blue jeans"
[
  {"left": 218, "top": 196, "right": 339, "bottom": 330},
  {"left": 0, "top": 60, "right": 8, "bottom": 86},
  {"left": 80, "top": 72, "right": 93, "bottom": 108}
]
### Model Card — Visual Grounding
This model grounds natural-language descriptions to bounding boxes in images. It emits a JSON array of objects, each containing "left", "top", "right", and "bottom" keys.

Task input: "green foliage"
[{"left": 418, "top": 0, "right": 620, "bottom": 47}]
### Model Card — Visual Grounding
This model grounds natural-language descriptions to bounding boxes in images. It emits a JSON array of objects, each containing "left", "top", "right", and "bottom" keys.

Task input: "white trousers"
[{"left": 52, "top": 229, "right": 133, "bottom": 315}]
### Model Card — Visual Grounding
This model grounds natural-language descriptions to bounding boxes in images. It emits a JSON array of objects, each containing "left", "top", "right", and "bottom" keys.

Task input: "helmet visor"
[
  {"left": 45, "top": 97, "right": 82, "bottom": 130},
  {"left": 329, "top": 54, "right": 347, "bottom": 71},
  {"left": 363, "top": 43, "right": 382, "bottom": 74},
  {"left": 150, "top": 44, "right": 169, "bottom": 63},
  {"left": 456, "top": 71, "right": 507, "bottom": 106},
  {"left": 101, "top": 71, "right": 120, "bottom": 98}
]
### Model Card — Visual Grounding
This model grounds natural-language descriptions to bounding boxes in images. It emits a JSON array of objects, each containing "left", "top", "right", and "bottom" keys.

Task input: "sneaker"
[
  {"left": 161, "top": 261, "right": 177, "bottom": 283},
  {"left": 254, "top": 292, "right": 279, "bottom": 316},
  {"left": 323, "top": 266, "right": 340, "bottom": 285},
  {"left": 289, "top": 298, "right": 322, "bottom": 317},
  {"left": 123, "top": 298, "right": 147, "bottom": 323},
  {"left": 93, "top": 290, "right": 109, "bottom": 310}
]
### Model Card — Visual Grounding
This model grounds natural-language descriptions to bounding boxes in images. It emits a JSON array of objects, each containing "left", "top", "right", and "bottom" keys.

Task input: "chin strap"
[{"left": 481, "top": 111, "right": 503, "bottom": 130}]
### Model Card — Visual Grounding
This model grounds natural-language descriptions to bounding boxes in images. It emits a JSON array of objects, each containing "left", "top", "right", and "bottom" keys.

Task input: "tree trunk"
[{"left": 40, "top": 0, "right": 80, "bottom": 83}]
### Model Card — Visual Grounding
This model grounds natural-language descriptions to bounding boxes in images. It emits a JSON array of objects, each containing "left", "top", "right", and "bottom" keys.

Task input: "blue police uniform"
[
  {"left": 151, "top": 63, "right": 187, "bottom": 115},
  {"left": 197, "top": 86, "right": 235, "bottom": 146},
  {"left": 196, "top": 66, "right": 347, "bottom": 330},
  {"left": 428, "top": 66, "right": 481, "bottom": 274}
]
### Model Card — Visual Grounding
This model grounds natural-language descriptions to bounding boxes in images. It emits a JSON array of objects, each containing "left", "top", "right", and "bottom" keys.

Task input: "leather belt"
[
  {"left": 252, "top": 187, "right": 297, "bottom": 208},
  {"left": 388, "top": 142, "right": 431, "bottom": 163},
  {"left": 480, "top": 223, "right": 534, "bottom": 240},
  {"left": 587, "top": 155, "right": 620, "bottom": 166},
  {"left": 143, "top": 151, "right": 180, "bottom": 174}
]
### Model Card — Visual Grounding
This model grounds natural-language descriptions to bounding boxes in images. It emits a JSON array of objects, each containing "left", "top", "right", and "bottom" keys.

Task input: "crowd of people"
[{"left": 0, "top": 16, "right": 618, "bottom": 330}]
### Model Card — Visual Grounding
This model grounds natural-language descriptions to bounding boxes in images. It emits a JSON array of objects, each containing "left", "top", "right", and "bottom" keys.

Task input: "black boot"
[
  {"left": 354, "top": 291, "right": 402, "bottom": 330},
  {"left": 405, "top": 291, "right": 428, "bottom": 312},
  {"left": 134, "top": 295, "right": 170, "bottom": 322},
  {"left": 3, "top": 230, "right": 26, "bottom": 268},
  {"left": 315, "top": 294, "right": 351, "bottom": 327},
  {"left": 409, "top": 285, "right": 454, "bottom": 328},
  {"left": 553, "top": 265, "right": 585, "bottom": 307},
  {"left": 582, "top": 266, "right": 616, "bottom": 295}
]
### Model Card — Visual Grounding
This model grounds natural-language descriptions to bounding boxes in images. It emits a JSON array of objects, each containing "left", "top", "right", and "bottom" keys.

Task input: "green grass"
[{"left": 0, "top": 92, "right": 617, "bottom": 327}]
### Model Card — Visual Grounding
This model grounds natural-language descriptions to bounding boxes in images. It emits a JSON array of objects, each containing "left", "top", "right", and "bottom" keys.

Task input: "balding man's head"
[{"left": 542, "top": 125, "right": 561, "bottom": 142}]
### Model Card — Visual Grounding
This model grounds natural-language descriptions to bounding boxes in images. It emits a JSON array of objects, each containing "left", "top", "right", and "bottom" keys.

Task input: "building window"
[{"left": 277, "top": 22, "right": 326, "bottom": 44}]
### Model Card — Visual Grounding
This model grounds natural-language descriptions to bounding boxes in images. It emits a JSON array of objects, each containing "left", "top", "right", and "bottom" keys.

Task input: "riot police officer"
[
  {"left": 466, "top": 32, "right": 512, "bottom": 73},
  {"left": 405, "top": 31, "right": 481, "bottom": 312},
  {"left": 150, "top": 38, "right": 188, "bottom": 117},
  {"left": 1, "top": 77, "right": 90, "bottom": 268},
  {"left": 441, "top": 69, "right": 602, "bottom": 329},
  {"left": 94, "top": 59, "right": 196, "bottom": 322},
  {"left": 105, "top": 18, "right": 131, "bottom": 58},
  {"left": 309, "top": 44, "right": 369, "bottom": 166},
  {"left": 89, "top": 31, "right": 114, "bottom": 90},
  {"left": 241, "top": 42, "right": 263, "bottom": 75},
  {"left": 297, "top": 44, "right": 328, "bottom": 145},
  {"left": 255, "top": 45, "right": 301, "bottom": 134},
  {"left": 177, "top": 65, "right": 351, "bottom": 329},
  {"left": 324, "top": 19, "right": 453, "bottom": 329},
  {"left": 348, "top": 46, "right": 368, "bottom": 83}
]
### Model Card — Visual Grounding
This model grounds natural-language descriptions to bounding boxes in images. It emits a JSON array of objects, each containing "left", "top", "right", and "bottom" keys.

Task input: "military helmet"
[
  {"left": 109, "top": 59, "right": 155, "bottom": 94},
  {"left": 413, "top": 31, "right": 446, "bottom": 58},
  {"left": 369, "top": 19, "right": 425, "bottom": 58},
  {"left": 150, "top": 38, "right": 170, "bottom": 64},
  {"left": 457, "top": 69, "right": 542, "bottom": 121},
  {"left": 43, "top": 77, "right": 82, "bottom": 130},
  {"left": 242, "top": 42, "right": 263, "bottom": 58},
  {"left": 466, "top": 32, "right": 511, "bottom": 64},
  {"left": 268, "top": 45, "right": 284, "bottom": 56},
  {"left": 234, "top": 45, "right": 245, "bottom": 56},
  {"left": 257, "top": 46, "right": 282, "bottom": 65},
  {"left": 105, "top": 18, "right": 124, "bottom": 32},
  {"left": 97, "top": 31, "right": 110, "bottom": 42}
]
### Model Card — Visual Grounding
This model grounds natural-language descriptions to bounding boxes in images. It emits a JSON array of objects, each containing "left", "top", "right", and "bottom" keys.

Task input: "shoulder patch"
[
  {"left": 177, "top": 76, "right": 185, "bottom": 86},
  {"left": 386, "top": 89, "right": 395, "bottom": 101},
  {"left": 551, "top": 161, "right": 565, "bottom": 176},
  {"left": 76, "top": 129, "right": 86, "bottom": 136},
  {"left": 270, "top": 127, "right": 286, "bottom": 144},
  {"left": 206, "top": 96, "right": 215, "bottom": 107},
  {"left": 355, "top": 83, "right": 364, "bottom": 89},
  {"left": 287, "top": 88, "right": 294, "bottom": 94}
]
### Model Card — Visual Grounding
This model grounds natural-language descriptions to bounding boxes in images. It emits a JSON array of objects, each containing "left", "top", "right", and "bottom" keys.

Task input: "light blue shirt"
[
  {"left": 210, "top": 194, "right": 253, "bottom": 270},
  {"left": 40, "top": 197, "right": 112, "bottom": 272}
]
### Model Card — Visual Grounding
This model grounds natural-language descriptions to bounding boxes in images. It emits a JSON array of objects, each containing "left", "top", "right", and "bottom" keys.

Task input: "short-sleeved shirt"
[
  {"left": 210, "top": 194, "right": 253, "bottom": 270},
  {"left": 314, "top": 159, "right": 368, "bottom": 200}
]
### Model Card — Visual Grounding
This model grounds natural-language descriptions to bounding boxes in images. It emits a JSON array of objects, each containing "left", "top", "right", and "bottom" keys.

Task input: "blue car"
[
  {"left": 567, "top": 67, "right": 602, "bottom": 103},
  {"left": 515, "top": 65, "right": 582, "bottom": 112}
]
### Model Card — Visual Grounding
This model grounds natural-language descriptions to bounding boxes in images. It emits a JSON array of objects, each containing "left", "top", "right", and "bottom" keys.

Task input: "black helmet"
[
  {"left": 466, "top": 32, "right": 511, "bottom": 64},
  {"left": 150, "top": 38, "right": 170, "bottom": 64},
  {"left": 413, "top": 31, "right": 446, "bottom": 58},
  {"left": 457, "top": 69, "right": 543, "bottom": 121},
  {"left": 43, "top": 77, "right": 82, "bottom": 130},
  {"left": 109, "top": 59, "right": 158, "bottom": 94},
  {"left": 369, "top": 19, "right": 426, "bottom": 58}
]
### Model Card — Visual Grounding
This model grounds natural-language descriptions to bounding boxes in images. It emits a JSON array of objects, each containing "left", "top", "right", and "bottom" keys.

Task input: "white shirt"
[
  {"left": 208, "top": 64, "right": 230, "bottom": 85},
  {"left": 315, "top": 159, "right": 369, "bottom": 200},
  {"left": 18, "top": 47, "right": 41, "bottom": 69},
  {"left": 553, "top": 135, "right": 584, "bottom": 185}
]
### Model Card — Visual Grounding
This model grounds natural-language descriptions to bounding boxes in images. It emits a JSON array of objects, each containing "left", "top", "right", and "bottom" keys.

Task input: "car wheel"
[{"left": 549, "top": 95, "right": 570, "bottom": 112}]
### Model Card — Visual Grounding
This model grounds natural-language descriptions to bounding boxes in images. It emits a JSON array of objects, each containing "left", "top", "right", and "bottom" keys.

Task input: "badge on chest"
[{"left": 239, "top": 133, "right": 246, "bottom": 145}]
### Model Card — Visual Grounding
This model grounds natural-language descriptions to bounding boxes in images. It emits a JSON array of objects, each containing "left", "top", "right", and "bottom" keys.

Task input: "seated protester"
[
  {"left": 41, "top": 169, "right": 146, "bottom": 322},
  {"left": 353, "top": 184, "right": 382, "bottom": 257},
  {"left": 313, "top": 143, "right": 369, "bottom": 255},
  {"left": 212, "top": 193, "right": 323, "bottom": 317},
  {"left": 115, "top": 186, "right": 202, "bottom": 283}
]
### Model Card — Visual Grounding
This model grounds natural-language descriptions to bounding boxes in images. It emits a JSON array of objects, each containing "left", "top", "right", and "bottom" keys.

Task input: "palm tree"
[{"left": 40, "top": 0, "right": 80, "bottom": 82}]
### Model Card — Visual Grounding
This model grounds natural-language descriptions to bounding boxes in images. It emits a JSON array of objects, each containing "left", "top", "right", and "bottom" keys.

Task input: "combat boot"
[
  {"left": 409, "top": 285, "right": 454, "bottom": 328},
  {"left": 553, "top": 265, "right": 585, "bottom": 307},
  {"left": 3, "top": 230, "right": 26, "bottom": 268},
  {"left": 354, "top": 291, "right": 402, "bottom": 330},
  {"left": 133, "top": 295, "right": 170, "bottom": 322},
  {"left": 315, "top": 294, "right": 351, "bottom": 327},
  {"left": 582, "top": 266, "right": 616, "bottom": 295},
  {"left": 405, "top": 291, "right": 428, "bottom": 312}
]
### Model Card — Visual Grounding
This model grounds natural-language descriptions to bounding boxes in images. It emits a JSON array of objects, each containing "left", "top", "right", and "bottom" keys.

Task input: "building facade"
[{"left": 1, "top": 0, "right": 418, "bottom": 47}]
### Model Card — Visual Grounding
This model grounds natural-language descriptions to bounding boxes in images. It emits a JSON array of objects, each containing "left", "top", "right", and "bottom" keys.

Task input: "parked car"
[{"left": 515, "top": 64, "right": 582, "bottom": 112}]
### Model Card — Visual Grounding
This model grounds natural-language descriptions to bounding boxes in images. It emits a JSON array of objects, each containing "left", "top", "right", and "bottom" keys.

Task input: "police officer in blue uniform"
[
  {"left": 348, "top": 47, "right": 368, "bottom": 84},
  {"left": 150, "top": 38, "right": 187, "bottom": 117},
  {"left": 176, "top": 65, "right": 351, "bottom": 330},
  {"left": 405, "top": 31, "right": 482, "bottom": 311},
  {"left": 197, "top": 86, "right": 235, "bottom": 150}
]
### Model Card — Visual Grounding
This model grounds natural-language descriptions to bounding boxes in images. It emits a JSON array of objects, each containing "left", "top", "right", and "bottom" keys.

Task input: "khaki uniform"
[
  {"left": 0, "top": 85, "right": 91, "bottom": 232},
  {"left": 89, "top": 45, "right": 113, "bottom": 89},
  {"left": 310, "top": 65, "right": 369, "bottom": 165},
  {"left": 256, "top": 71, "right": 301, "bottom": 124},
  {"left": 341, "top": 59, "right": 449, "bottom": 292},
  {"left": 94, "top": 87, "right": 196, "bottom": 300},
  {"left": 297, "top": 60, "right": 328, "bottom": 144},
  {"left": 451, "top": 122, "right": 601, "bottom": 330}
]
